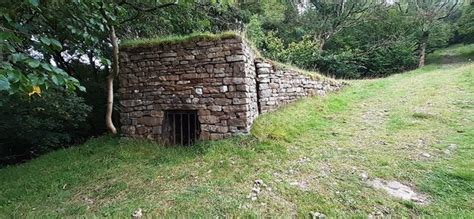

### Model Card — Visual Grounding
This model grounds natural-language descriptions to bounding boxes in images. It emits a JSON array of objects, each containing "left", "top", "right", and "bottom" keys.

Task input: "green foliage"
[
  {"left": 262, "top": 31, "right": 286, "bottom": 60},
  {"left": 328, "top": 7, "right": 419, "bottom": 77},
  {"left": 457, "top": 4, "right": 474, "bottom": 43},
  {"left": 245, "top": 15, "right": 266, "bottom": 49},
  {"left": 260, "top": 0, "right": 287, "bottom": 25},
  {"left": 118, "top": 3, "right": 243, "bottom": 39},
  {"left": 71, "top": 62, "right": 110, "bottom": 135},
  {"left": 364, "top": 41, "right": 418, "bottom": 77},
  {"left": 316, "top": 50, "right": 365, "bottom": 78},
  {"left": 242, "top": 1, "right": 468, "bottom": 78},
  {"left": 0, "top": 0, "right": 86, "bottom": 95},
  {"left": 425, "top": 21, "right": 455, "bottom": 52},
  {"left": 0, "top": 90, "right": 91, "bottom": 164},
  {"left": 281, "top": 36, "right": 320, "bottom": 69}
]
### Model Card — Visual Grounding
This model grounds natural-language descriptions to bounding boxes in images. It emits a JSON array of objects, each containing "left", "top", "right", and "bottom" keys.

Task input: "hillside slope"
[{"left": 0, "top": 46, "right": 473, "bottom": 217}]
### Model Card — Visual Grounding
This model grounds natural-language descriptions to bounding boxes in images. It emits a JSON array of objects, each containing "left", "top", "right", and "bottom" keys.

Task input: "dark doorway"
[{"left": 163, "top": 110, "right": 199, "bottom": 145}]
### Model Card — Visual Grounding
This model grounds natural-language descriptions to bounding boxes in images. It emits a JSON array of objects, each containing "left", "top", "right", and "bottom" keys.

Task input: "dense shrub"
[
  {"left": 71, "top": 62, "right": 111, "bottom": 136},
  {"left": 363, "top": 41, "right": 418, "bottom": 77},
  {"left": 245, "top": 15, "right": 266, "bottom": 49},
  {"left": 262, "top": 31, "right": 286, "bottom": 61},
  {"left": 281, "top": 36, "right": 320, "bottom": 69},
  {"left": 457, "top": 4, "right": 474, "bottom": 43},
  {"left": 245, "top": 6, "right": 422, "bottom": 79},
  {"left": 316, "top": 50, "right": 366, "bottom": 78},
  {"left": 0, "top": 90, "right": 91, "bottom": 164},
  {"left": 324, "top": 7, "right": 420, "bottom": 78},
  {"left": 425, "top": 22, "right": 455, "bottom": 53},
  {"left": 244, "top": 2, "right": 467, "bottom": 79}
]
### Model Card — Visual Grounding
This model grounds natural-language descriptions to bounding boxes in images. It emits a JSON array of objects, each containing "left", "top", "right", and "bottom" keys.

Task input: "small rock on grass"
[
  {"left": 387, "top": 181, "right": 402, "bottom": 190},
  {"left": 254, "top": 179, "right": 264, "bottom": 186},
  {"left": 309, "top": 211, "right": 326, "bottom": 219},
  {"left": 82, "top": 196, "right": 94, "bottom": 205},
  {"left": 368, "top": 211, "right": 384, "bottom": 218},
  {"left": 131, "top": 208, "right": 143, "bottom": 219},
  {"left": 448, "top": 144, "right": 457, "bottom": 150},
  {"left": 289, "top": 181, "right": 299, "bottom": 186},
  {"left": 360, "top": 172, "right": 368, "bottom": 180},
  {"left": 248, "top": 179, "right": 265, "bottom": 201},
  {"left": 368, "top": 179, "right": 428, "bottom": 204},
  {"left": 421, "top": 152, "right": 431, "bottom": 158},
  {"left": 251, "top": 187, "right": 261, "bottom": 194}
]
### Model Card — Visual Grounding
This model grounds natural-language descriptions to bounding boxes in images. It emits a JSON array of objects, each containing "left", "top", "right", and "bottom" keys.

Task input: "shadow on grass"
[{"left": 427, "top": 54, "right": 474, "bottom": 65}]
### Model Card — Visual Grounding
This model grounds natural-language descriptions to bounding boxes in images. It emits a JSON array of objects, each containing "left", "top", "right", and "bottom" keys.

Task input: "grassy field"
[{"left": 0, "top": 46, "right": 473, "bottom": 217}]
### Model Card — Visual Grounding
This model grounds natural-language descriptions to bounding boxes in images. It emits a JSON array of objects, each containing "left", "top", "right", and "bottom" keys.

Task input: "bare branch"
[{"left": 437, "top": 0, "right": 460, "bottom": 20}]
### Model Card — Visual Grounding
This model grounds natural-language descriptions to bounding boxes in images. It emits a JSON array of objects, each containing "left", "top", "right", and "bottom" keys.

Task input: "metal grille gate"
[{"left": 164, "top": 110, "right": 199, "bottom": 145}]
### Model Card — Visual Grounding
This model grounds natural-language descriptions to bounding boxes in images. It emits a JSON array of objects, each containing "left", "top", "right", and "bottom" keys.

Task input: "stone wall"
[
  {"left": 255, "top": 59, "right": 342, "bottom": 113},
  {"left": 118, "top": 35, "right": 258, "bottom": 141},
  {"left": 118, "top": 34, "right": 343, "bottom": 143}
]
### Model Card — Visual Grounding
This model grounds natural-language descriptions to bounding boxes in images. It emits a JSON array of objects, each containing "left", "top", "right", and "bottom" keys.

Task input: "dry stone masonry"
[
  {"left": 255, "top": 59, "right": 341, "bottom": 113},
  {"left": 118, "top": 34, "right": 342, "bottom": 144}
]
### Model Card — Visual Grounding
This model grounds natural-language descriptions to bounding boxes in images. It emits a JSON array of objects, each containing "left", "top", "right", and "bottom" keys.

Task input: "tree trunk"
[
  {"left": 319, "top": 38, "right": 325, "bottom": 51},
  {"left": 418, "top": 32, "right": 429, "bottom": 68},
  {"left": 105, "top": 25, "right": 119, "bottom": 134},
  {"left": 87, "top": 51, "right": 98, "bottom": 81},
  {"left": 315, "top": 33, "right": 326, "bottom": 51}
]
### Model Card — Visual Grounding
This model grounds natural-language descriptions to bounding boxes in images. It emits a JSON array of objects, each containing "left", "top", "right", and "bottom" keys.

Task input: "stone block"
[
  {"left": 198, "top": 109, "right": 211, "bottom": 116},
  {"left": 197, "top": 41, "right": 215, "bottom": 46},
  {"left": 184, "top": 55, "right": 195, "bottom": 60},
  {"left": 200, "top": 115, "right": 219, "bottom": 124},
  {"left": 236, "top": 85, "right": 250, "bottom": 92},
  {"left": 232, "top": 98, "right": 251, "bottom": 105},
  {"left": 208, "top": 47, "right": 223, "bottom": 52},
  {"left": 139, "top": 116, "right": 161, "bottom": 126},
  {"left": 136, "top": 126, "right": 148, "bottom": 135},
  {"left": 226, "top": 55, "right": 246, "bottom": 62},
  {"left": 215, "top": 98, "right": 232, "bottom": 105},
  {"left": 220, "top": 85, "right": 228, "bottom": 92},
  {"left": 208, "top": 105, "right": 222, "bottom": 112},
  {"left": 200, "top": 131, "right": 211, "bottom": 140},
  {"left": 228, "top": 119, "right": 246, "bottom": 127},
  {"left": 216, "top": 126, "right": 228, "bottom": 133},
  {"left": 182, "top": 73, "right": 198, "bottom": 79},
  {"left": 121, "top": 99, "right": 142, "bottom": 107},
  {"left": 256, "top": 62, "right": 272, "bottom": 68},
  {"left": 122, "top": 125, "right": 135, "bottom": 134},
  {"left": 150, "top": 110, "right": 164, "bottom": 117},
  {"left": 158, "top": 75, "right": 179, "bottom": 81},
  {"left": 210, "top": 133, "right": 224, "bottom": 140}
]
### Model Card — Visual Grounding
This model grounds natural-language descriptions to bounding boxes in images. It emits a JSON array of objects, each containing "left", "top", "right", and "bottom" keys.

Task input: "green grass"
[
  {"left": 0, "top": 45, "right": 473, "bottom": 217},
  {"left": 426, "top": 43, "right": 474, "bottom": 64},
  {"left": 121, "top": 31, "right": 239, "bottom": 49}
]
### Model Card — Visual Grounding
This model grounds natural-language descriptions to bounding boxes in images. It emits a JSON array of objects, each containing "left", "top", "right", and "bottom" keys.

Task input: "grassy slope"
[{"left": 0, "top": 46, "right": 473, "bottom": 217}]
